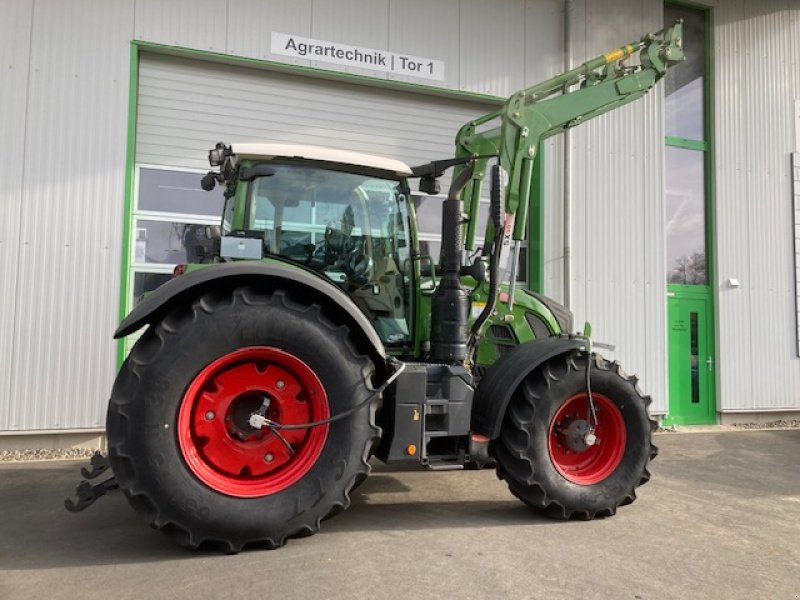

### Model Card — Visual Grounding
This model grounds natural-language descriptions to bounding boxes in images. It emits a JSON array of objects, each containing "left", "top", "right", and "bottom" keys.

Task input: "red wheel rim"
[
  {"left": 177, "top": 347, "right": 329, "bottom": 498},
  {"left": 548, "top": 393, "right": 626, "bottom": 485}
]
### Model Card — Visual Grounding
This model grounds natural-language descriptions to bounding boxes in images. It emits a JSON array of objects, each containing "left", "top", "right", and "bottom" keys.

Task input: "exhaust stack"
[{"left": 429, "top": 161, "right": 475, "bottom": 364}]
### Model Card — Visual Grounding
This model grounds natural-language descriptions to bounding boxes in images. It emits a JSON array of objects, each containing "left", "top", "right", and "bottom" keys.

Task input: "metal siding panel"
[
  {"left": 0, "top": 0, "right": 34, "bottom": 429},
  {"left": 543, "top": 136, "right": 565, "bottom": 302},
  {"left": 134, "top": 0, "right": 227, "bottom": 52},
  {"left": 459, "top": 0, "right": 526, "bottom": 96},
  {"left": 310, "top": 0, "right": 389, "bottom": 79},
  {"left": 569, "top": 0, "right": 667, "bottom": 412},
  {"left": 136, "top": 53, "right": 494, "bottom": 172},
  {"left": 714, "top": 0, "right": 752, "bottom": 412},
  {"left": 525, "top": 0, "right": 564, "bottom": 86},
  {"left": 641, "top": 0, "right": 667, "bottom": 414},
  {"left": 388, "top": 0, "right": 459, "bottom": 89},
  {"left": 715, "top": 0, "right": 800, "bottom": 411},
  {"left": 8, "top": 0, "right": 133, "bottom": 430},
  {"left": 226, "top": 0, "right": 313, "bottom": 63},
  {"left": 524, "top": 0, "right": 565, "bottom": 300}
]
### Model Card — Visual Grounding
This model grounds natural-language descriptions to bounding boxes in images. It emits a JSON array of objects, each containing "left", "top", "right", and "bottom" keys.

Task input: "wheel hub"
[
  {"left": 562, "top": 419, "right": 593, "bottom": 452},
  {"left": 226, "top": 392, "right": 273, "bottom": 441},
  {"left": 548, "top": 393, "right": 626, "bottom": 485},
  {"left": 177, "top": 347, "right": 329, "bottom": 498}
]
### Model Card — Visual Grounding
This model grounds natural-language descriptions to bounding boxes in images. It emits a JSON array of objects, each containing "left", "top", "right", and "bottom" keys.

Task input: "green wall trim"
[
  {"left": 131, "top": 40, "right": 505, "bottom": 107},
  {"left": 117, "top": 42, "right": 139, "bottom": 370},
  {"left": 664, "top": 136, "right": 707, "bottom": 151}
]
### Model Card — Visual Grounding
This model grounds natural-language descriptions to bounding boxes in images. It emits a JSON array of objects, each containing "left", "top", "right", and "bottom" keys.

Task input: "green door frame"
[{"left": 663, "top": 0, "right": 717, "bottom": 425}]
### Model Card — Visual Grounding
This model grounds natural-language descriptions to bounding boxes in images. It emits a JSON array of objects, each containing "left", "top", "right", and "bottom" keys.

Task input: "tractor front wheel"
[
  {"left": 492, "top": 351, "right": 657, "bottom": 519},
  {"left": 106, "top": 286, "right": 379, "bottom": 551}
]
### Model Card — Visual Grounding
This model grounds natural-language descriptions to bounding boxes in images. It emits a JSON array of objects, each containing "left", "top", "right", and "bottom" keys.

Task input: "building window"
[
  {"left": 124, "top": 166, "right": 225, "bottom": 355},
  {"left": 664, "top": 3, "right": 710, "bottom": 286}
]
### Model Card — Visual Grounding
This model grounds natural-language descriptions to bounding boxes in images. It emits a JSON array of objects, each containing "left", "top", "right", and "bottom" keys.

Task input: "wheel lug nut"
[
  {"left": 264, "top": 453, "right": 274, "bottom": 463},
  {"left": 205, "top": 411, "right": 215, "bottom": 421},
  {"left": 276, "top": 380, "right": 285, "bottom": 390}
]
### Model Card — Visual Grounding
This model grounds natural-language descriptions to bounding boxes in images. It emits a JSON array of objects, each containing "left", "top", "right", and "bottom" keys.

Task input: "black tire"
[
  {"left": 106, "top": 286, "right": 379, "bottom": 551},
  {"left": 492, "top": 350, "right": 657, "bottom": 519}
]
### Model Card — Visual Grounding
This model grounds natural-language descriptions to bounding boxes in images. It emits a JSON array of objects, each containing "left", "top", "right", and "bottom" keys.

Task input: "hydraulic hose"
[
  {"left": 467, "top": 163, "right": 505, "bottom": 360},
  {"left": 249, "top": 359, "right": 406, "bottom": 432}
]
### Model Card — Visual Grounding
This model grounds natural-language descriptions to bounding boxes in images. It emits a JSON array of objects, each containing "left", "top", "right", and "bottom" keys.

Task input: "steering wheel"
[
  {"left": 343, "top": 251, "right": 373, "bottom": 286},
  {"left": 324, "top": 223, "right": 353, "bottom": 259}
]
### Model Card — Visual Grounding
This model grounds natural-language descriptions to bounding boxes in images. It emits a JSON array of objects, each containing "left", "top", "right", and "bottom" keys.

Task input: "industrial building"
[{"left": 1, "top": 0, "right": 799, "bottom": 450}]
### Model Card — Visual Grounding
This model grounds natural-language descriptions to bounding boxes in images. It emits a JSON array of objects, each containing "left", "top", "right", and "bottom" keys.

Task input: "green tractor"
[{"left": 72, "top": 23, "right": 684, "bottom": 551}]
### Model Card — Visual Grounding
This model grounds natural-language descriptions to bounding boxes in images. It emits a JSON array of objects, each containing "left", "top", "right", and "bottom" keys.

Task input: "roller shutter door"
[{"left": 136, "top": 52, "right": 496, "bottom": 170}]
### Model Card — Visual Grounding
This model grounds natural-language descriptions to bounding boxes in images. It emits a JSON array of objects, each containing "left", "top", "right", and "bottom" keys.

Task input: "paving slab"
[{"left": 0, "top": 430, "right": 798, "bottom": 600}]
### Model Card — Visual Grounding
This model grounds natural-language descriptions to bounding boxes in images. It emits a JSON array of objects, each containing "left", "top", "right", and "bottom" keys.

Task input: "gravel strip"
[
  {"left": 657, "top": 419, "right": 800, "bottom": 433},
  {"left": 0, "top": 448, "right": 96, "bottom": 463},
  {"left": 729, "top": 419, "right": 800, "bottom": 430}
]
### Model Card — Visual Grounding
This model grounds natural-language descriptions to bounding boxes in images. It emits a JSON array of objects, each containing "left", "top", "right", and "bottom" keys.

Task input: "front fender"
[
  {"left": 116, "top": 261, "right": 386, "bottom": 360},
  {"left": 471, "top": 337, "right": 587, "bottom": 439}
]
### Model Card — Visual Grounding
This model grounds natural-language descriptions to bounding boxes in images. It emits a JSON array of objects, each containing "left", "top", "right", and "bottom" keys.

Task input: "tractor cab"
[{"left": 204, "top": 143, "right": 416, "bottom": 346}]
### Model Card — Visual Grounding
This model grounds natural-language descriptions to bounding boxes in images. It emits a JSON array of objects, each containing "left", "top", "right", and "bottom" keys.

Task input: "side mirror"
[
  {"left": 200, "top": 172, "right": 218, "bottom": 191},
  {"left": 419, "top": 176, "right": 440, "bottom": 195}
]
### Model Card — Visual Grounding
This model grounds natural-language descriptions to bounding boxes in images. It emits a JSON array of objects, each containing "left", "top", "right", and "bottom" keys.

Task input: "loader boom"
[{"left": 457, "top": 20, "right": 685, "bottom": 248}]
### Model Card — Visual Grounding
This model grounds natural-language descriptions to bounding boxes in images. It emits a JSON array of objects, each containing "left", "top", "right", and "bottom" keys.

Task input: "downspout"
[{"left": 562, "top": 0, "right": 573, "bottom": 309}]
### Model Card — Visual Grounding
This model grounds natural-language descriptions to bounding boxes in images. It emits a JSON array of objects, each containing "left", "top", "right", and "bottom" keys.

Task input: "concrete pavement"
[{"left": 0, "top": 430, "right": 798, "bottom": 600}]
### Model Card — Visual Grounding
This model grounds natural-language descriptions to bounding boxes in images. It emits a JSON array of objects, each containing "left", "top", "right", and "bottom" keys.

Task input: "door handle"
[{"left": 706, "top": 356, "right": 713, "bottom": 371}]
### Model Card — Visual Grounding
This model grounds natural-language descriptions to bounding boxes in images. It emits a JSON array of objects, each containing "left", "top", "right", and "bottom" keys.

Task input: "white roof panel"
[{"left": 230, "top": 143, "right": 412, "bottom": 175}]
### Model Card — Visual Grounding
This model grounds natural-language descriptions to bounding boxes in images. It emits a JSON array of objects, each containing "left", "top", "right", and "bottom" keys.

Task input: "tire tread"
[
  {"left": 107, "top": 286, "right": 380, "bottom": 551},
  {"left": 492, "top": 350, "right": 657, "bottom": 520}
]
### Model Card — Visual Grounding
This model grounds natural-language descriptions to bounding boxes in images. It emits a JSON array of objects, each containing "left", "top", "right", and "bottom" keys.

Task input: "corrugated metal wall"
[
  {"left": 2, "top": 0, "right": 799, "bottom": 432},
  {"left": 0, "top": 0, "right": 34, "bottom": 430},
  {"left": 714, "top": 0, "right": 800, "bottom": 411},
  {"left": 542, "top": 0, "right": 668, "bottom": 412},
  {"left": 1, "top": 0, "right": 133, "bottom": 431}
]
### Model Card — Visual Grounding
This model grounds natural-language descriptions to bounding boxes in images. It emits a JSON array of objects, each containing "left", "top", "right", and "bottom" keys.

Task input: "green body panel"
[{"left": 418, "top": 276, "right": 561, "bottom": 365}]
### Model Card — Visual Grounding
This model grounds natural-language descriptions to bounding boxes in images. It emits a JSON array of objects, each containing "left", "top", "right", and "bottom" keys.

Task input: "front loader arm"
[{"left": 458, "top": 20, "right": 685, "bottom": 249}]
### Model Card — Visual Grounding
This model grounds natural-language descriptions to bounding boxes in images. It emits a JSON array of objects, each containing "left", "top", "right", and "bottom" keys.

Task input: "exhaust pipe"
[{"left": 429, "top": 161, "right": 475, "bottom": 363}]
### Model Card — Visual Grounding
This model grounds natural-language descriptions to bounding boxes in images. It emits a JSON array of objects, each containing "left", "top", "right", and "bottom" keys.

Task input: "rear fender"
[
  {"left": 471, "top": 337, "right": 587, "bottom": 439},
  {"left": 116, "top": 262, "right": 386, "bottom": 361}
]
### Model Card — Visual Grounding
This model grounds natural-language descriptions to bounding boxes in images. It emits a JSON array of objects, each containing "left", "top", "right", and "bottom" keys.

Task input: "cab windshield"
[{"left": 246, "top": 163, "right": 412, "bottom": 345}]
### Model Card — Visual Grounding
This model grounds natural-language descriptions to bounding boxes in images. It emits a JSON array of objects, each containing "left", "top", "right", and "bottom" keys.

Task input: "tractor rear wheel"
[
  {"left": 106, "top": 286, "right": 379, "bottom": 551},
  {"left": 492, "top": 350, "right": 657, "bottom": 519}
]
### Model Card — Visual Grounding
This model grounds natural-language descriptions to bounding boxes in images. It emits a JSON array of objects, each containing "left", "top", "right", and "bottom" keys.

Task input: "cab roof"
[{"left": 230, "top": 143, "right": 412, "bottom": 176}]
